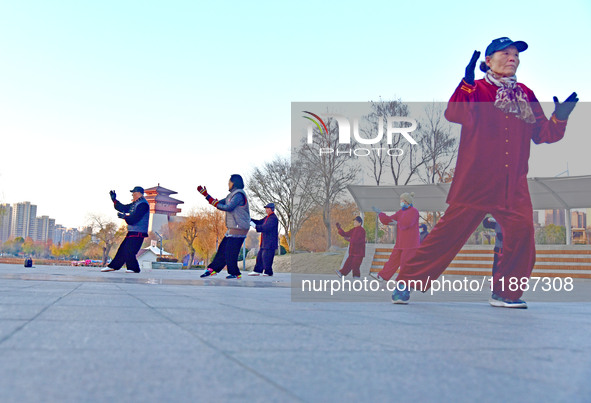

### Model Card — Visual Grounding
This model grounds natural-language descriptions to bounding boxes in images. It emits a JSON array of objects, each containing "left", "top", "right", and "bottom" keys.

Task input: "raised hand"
[
  {"left": 464, "top": 50, "right": 481, "bottom": 85},
  {"left": 553, "top": 92, "right": 579, "bottom": 121},
  {"left": 197, "top": 185, "right": 209, "bottom": 197},
  {"left": 109, "top": 190, "right": 117, "bottom": 201}
]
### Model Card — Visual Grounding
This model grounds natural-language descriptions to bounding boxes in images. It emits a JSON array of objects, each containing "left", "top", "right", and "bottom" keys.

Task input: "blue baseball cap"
[
  {"left": 485, "top": 37, "right": 528, "bottom": 57},
  {"left": 264, "top": 203, "right": 275, "bottom": 211},
  {"left": 130, "top": 186, "right": 144, "bottom": 194}
]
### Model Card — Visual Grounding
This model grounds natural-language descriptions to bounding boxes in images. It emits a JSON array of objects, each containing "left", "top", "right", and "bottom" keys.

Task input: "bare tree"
[
  {"left": 382, "top": 101, "right": 428, "bottom": 185},
  {"left": 362, "top": 99, "right": 413, "bottom": 185},
  {"left": 415, "top": 102, "right": 459, "bottom": 227},
  {"left": 417, "top": 102, "right": 459, "bottom": 185},
  {"left": 361, "top": 99, "right": 414, "bottom": 241},
  {"left": 289, "top": 161, "right": 318, "bottom": 251},
  {"left": 247, "top": 156, "right": 316, "bottom": 252},
  {"left": 87, "top": 215, "right": 121, "bottom": 265},
  {"left": 297, "top": 117, "right": 360, "bottom": 250}
]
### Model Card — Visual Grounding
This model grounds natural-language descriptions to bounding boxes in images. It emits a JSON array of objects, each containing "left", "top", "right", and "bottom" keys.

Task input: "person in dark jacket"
[
  {"left": 248, "top": 202, "right": 279, "bottom": 276},
  {"left": 198, "top": 174, "right": 250, "bottom": 279},
  {"left": 101, "top": 186, "right": 149, "bottom": 273},
  {"left": 419, "top": 224, "right": 429, "bottom": 243},
  {"left": 335, "top": 216, "right": 366, "bottom": 278}
]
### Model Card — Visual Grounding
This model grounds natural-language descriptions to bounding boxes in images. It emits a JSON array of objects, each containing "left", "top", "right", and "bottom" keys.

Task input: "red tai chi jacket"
[
  {"left": 379, "top": 207, "right": 420, "bottom": 249},
  {"left": 337, "top": 226, "right": 366, "bottom": 257},
  {"left": 445, "top": 79, "right": 567, "bottom": 210}
]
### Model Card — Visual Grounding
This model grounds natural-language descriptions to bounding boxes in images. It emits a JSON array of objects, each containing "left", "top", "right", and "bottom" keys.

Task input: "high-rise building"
[
  {"left": 34, "top": 216, "right": 53, "bottom": 243},
  {"left": 0, "top": 204, "right": 12, "bottom": 244},
  {"left": 10, "top": 202, "right": 37, "bottom": 239},
  {"left": 544, "top": 209, "right": 565, "bottom": 227},
  {"left": 62, "top": 228, "right": 81, "bottom": 244},
  {"left": 53, "top": 224, "right": 66, "bottom": 245},
  {"left": 29, "top": 217, "right": 40, "bottom": 241},
  {"left": 571, "top": 211, "right": 586, "bottom": 228},
  {"left": 48, "top": 218, "right": 55, "bottom": 244}
]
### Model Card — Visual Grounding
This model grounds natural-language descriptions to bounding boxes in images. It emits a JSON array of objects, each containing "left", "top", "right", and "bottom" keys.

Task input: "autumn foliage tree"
[
  {"left": 171, "top": 213, "right": 200, "bottom": 267},
  {"left": 22, "top": 237, "right": 43, "bottom": 257},
  {"left": 87, "top": 215, "right": 124, "bottom": 265},
  {"left": 296, "top": 202, "right": 360, "bottom": 252},
  {"left": 169, "top": 208, "right": 226, "bottom": 267}
]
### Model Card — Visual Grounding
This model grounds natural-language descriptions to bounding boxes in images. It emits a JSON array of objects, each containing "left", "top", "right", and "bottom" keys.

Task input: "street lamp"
[{"left": 154, "top": 231, "right": 163, "bottom": 260}]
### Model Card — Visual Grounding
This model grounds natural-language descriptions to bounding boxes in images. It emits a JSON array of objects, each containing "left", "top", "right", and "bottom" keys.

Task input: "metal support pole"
[
  {"left": 565, "top": 209, "right": 572, "bottom": 245},
  {"left": 374, "top": 214, "right": 379, "bottom": 244},
  {"left": 242, "top": 241, "right": 246, "bottom": 271},
  {"left": 154, "top": 231, "right": 163, "bottom": 260}
]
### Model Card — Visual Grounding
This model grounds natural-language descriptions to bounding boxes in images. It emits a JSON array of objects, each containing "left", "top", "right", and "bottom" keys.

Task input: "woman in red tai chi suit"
[{"left": 391, "top": 37, "right": 578, "bottom": 308}]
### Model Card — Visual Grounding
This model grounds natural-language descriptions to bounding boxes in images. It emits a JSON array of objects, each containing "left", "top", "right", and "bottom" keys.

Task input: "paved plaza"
[{"left": 0, "top": 263, "right": 590, "bottom": 402}]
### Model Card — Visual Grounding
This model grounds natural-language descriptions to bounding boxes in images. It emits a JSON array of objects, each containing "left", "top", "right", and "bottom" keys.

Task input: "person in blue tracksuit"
[
  {"left": 419, "top": 224, "right": 429, "bottom": 243},
  {"left": 482, "top": 216, "right": 503, "bottom": 276},
  {"left": 248, "top": 203, "right": 279, "bottom": 276},
  {"left": 102, "top": 186, "right": 149, "bottom": 273}
]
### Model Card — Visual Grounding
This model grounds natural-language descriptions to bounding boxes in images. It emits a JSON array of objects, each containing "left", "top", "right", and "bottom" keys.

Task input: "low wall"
[{"left": 363, "top": 244, "right": 591, "bottom": 278}]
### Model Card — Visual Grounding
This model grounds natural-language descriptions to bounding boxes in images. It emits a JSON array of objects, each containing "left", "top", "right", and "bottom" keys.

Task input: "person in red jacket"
[
  {"left": 335, "top": 216, "right": 366, "bottom": 278},
  {"left": 392, "top": 37, "right": 578, "bottom": 308},
  {"left": 372, "top": 193, "right": 420, "bottom": 282}
]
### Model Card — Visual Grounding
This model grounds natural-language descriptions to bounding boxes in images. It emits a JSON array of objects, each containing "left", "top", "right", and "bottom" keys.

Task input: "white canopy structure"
[{"left": 347, "top": 175, "right": 591, "bottom": 245}]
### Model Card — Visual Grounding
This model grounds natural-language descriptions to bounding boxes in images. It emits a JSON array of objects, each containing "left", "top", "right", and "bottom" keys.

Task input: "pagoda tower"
[{"left": 144, "top": 184, "right": 184, "bottom": 234}]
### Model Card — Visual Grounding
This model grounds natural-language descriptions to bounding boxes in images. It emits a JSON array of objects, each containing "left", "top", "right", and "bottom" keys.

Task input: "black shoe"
[{"left": 200, "top": 268, "right": 217, "bottom": 278}]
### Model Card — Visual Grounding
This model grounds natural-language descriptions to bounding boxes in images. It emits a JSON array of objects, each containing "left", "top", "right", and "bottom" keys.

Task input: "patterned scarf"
[{"left": 485, "top": 70, "right": 536, "bottom": 124}]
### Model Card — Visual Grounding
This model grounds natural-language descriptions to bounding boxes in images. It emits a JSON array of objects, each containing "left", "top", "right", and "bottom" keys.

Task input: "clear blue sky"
[{"left": 0, "top": 0, "right": 589, "bottom": 227}]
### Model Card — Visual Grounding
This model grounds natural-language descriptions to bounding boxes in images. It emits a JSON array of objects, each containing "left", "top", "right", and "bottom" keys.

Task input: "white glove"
[{"left": 250, "top": 221, "right": 256, "bottom": 228}]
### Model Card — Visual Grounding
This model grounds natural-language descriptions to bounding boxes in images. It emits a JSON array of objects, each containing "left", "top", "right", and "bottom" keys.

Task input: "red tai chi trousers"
[
  {"left": 378, "top": 248, "right": 417, "bottom": 282},
  {"left": 396, "top": 201, "right": 535, "bottom": 301},
  {"left": 339, "top": 255, "right": 364, "bottom": 277}
]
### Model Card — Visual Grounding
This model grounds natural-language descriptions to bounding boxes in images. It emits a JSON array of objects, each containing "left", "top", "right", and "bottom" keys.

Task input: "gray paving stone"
[
  {"left": 37, "top": 305, "right": 166, "bottom": 323},
  {"left": 155, "top": 306, "right": 293, "bottom": 325},
  {"left": 0, "top": 263, "right": 590, "bottom": 402},
  {"left": 0, "top": 304, "right": 47, "bottom": 320},
  {"left": 0, "top": 320, "right": 206, "bottom": 351},
  {"left": 0, "top": 349, "right": 300, "bottom": 403}
]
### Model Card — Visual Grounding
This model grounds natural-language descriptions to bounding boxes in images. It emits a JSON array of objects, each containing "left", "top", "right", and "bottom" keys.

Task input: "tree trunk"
[
  {"left": 323, "top": 202, "right": 331, "bottom": 251},
  {"left": 375, "top": 214, "right": 379, "bottom": 244}
]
